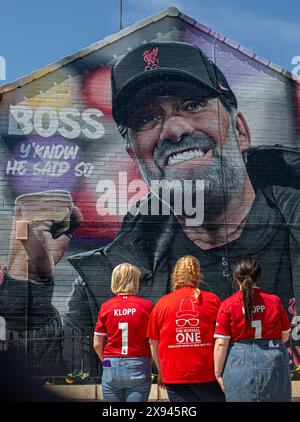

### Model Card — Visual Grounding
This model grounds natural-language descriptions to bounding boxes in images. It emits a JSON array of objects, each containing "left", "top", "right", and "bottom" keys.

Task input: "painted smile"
[{"left": 165, "top": 147, "right": 211, "bottom": 166}]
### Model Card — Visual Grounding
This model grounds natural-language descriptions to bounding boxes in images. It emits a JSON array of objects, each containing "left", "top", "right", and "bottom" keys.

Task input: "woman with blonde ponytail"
[
  {"left": 214, "top": 257, "right": 291, "bottom": 402},
  {"left": 147, "top": 256, "right": 224, "bottom": 402}
]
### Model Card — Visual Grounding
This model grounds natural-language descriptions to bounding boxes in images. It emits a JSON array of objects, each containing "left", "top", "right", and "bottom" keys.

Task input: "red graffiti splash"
[
  {"left": 83, "top": 67, "right": 112, "bottom": 116},
  {"left": 288, "top": 297, "right": 297, "bottom": 316}
]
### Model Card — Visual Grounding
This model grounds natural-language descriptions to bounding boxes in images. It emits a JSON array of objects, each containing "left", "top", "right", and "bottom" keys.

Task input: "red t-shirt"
[
  {"left": 94, "top": 294, "right": 154, "bottom": 358},
  {"left": 147, "top": 286, "right": 221, "bottom": 384},
  {"left": 214, "top": 288, "right": 291, "bottom": 342}
]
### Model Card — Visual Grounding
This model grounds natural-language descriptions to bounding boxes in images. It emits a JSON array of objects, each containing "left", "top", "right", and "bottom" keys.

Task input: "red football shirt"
[
  {"left": 214, "top": 288, "right": 291, "bottom": 342},
  {"left": 147, "top": 286, "right": 221, "bottom": 384},
  {"left": 94, "top": 294, "right": 154, "bottom": 358}
]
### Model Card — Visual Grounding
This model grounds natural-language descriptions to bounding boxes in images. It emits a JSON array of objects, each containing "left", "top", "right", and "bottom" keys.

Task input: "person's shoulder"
[
  {"left": 98, "top": 295, "right": 118, "bottom": 313},
  {"left": 221, "top": 291, "right": 241, "bottom": 307},
  {"left": 103, "top": 295, "right": 118, "bottom": 306},
  {"left": 67, "top": 247, "right": 111, "bottom": 286},
  {"left": 202, "top": 290, "right": 222, "bottom": 304},
  {"left": 262, "top": 185, "right": 300, "bottom": 203},
  {"left": 133, "top": 296, "right": 154, "bottom": 309},
  {"left": 153, "top": 291, "right": 175, "bottom": 308},
  {"left": 68, "top": 247, "right": 106, "bottom": 263},
  {"left": 247, "top": 145, "right": 300, "bottom": 192},
  {"left": 258, "top": 289, "right": 281, "bottom": 304}
]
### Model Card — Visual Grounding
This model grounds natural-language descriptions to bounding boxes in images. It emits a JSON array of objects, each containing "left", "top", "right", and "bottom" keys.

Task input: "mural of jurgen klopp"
[{"left": 1, "top": 41, "right": 299, "bottom": 377}]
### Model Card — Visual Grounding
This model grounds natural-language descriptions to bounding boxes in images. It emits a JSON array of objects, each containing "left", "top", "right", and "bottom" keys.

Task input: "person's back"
[
  {"left": 93, "top": 263, "right": 153, "bottom": 402},
  {"left": 151, "top": 287, "right": 220, "bottom": 384},
  {"left": 95, "top": 294, "right": 153, "bottom": 358},
  {"left": 147, "top": 255, "right": 224, "bottom": 402},
  {"left": 216, "top": 288, "right": 291, "bottom": 342},
  {"left": 214, "top": 257, "right": 291, "bottom": 402}
]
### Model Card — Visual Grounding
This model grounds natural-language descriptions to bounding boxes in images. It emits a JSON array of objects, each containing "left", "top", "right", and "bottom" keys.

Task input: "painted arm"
[{"left": 214, "top": 337, "right": 230, "bottom": 392}]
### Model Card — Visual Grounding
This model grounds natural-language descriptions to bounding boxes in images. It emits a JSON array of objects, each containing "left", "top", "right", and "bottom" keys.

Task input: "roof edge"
[
  {"left": 0, "top": 7, "right": 180, "bottom": 94},
  {"left": 0, "top": 6, "right": 298, "bottom": 95}
]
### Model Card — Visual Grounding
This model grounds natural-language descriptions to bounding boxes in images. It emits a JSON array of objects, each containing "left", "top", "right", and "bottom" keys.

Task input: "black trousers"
[{"left": 166, "top": 381, "right": 225, "bottom": 402}]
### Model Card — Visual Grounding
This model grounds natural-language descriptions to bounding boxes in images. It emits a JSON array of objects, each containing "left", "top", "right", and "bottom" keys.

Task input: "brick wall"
[{"left": 0, "top": 14, "right": 299, "bottom": 381}]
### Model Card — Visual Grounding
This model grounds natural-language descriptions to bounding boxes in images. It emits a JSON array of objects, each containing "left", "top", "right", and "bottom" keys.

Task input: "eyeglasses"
[{"left": 176, "top": 318, "right": 199, "bottom": 327}]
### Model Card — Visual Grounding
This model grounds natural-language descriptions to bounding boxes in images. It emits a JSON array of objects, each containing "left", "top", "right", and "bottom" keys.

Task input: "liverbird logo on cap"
[{"left": 143, "top": 47, "right": 160, "bottom": 71}]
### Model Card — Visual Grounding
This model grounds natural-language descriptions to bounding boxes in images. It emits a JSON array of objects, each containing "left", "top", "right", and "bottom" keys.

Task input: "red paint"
[
  {"left": 296, "top": 79, "right": 300, "bottom": 131},
  {"left": 72, "top": 159, "right": 147, "bottom": 240},
  {"left": 0, "top": 268, "right": 4, "bottom": 285},
  {"left": 83, "top": 67, "right": 112, "bottom": 116}
]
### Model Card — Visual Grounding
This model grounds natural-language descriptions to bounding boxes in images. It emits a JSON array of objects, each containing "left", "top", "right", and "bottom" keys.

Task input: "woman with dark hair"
[
  {"left": 214, "top": 257, "right": 291, "bottom": 402},
  {"left": 147, "top": 256, "right": 224, "bottom": 402}
]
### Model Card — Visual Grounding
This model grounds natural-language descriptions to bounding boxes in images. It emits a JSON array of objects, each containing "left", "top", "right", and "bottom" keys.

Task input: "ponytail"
[
  {"left": 242, "top": 276, "right": 254, "bottom": 328},
  {"left": 171, "top": 256, "right": 202, "bottom": 291},
  {"left": 234, "top": 257, "right": 262, "bottom": 329}
]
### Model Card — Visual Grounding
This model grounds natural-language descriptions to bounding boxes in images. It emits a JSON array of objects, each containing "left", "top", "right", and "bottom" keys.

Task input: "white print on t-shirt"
[
  {"left": 242, "top": 305, "right": 266, "bottom": 314},
  {"left": 170, "top": 298, "right": 203, "bottom": 349},
  {"left": 114, "top": 308, "right": 137, "bottom": 316}
]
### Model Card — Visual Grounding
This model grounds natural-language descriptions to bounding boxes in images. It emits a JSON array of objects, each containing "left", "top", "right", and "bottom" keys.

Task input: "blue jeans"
[
  {"left": 223, "top": 339, "right": 291, "bottom": 402},
  {"left": 101, "top": 357, "right": 152, "bottom": 402},
  {"left": 166, "top": 381, "right": 225, "bottom": 402}
]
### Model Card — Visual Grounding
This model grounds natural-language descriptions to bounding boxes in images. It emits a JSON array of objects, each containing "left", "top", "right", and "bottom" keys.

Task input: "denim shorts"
[
  {"left": 101, "top": 357, "right": 152, "bottom": 402},
  {"left": 223, "top": 339, "right": 291, "bottom": 402}
]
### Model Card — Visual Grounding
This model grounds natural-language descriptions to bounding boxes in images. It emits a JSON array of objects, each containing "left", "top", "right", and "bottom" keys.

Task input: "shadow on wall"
[{"left": 0, "top": 351, "right": 65, "bottom": 402}]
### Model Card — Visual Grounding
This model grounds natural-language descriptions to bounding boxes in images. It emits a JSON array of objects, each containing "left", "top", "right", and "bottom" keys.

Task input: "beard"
[{"left": 130, "top": 119, "right": 247, "bottom": 224}]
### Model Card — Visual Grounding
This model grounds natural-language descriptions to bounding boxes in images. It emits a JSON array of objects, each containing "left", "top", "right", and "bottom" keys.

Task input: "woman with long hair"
[
  {"left": 214, "top": 256, "right": 291, "bottom": 402},
  {"left": 93, "top": 263, "right": 154, "bottom": 402},
  {"left": 147, "top": 255, "right": 224, "bottom": 402}
]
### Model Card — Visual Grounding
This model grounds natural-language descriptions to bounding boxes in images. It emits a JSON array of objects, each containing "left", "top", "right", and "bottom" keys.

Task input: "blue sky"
[{"left": 0, "top": 0, "right": 300, "bottom": 84}]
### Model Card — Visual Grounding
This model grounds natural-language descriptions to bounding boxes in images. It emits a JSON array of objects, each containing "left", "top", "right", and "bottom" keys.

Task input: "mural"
[{"left": 0, "top": 12, "right": 300, "bottom": 383}]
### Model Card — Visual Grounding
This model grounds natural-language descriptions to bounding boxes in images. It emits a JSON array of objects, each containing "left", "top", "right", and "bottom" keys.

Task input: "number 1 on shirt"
[
  {"left": 119, "top": 322, "right": 128, "bottom": 355},
  {"left": 251, "top": 320, "right": 262, "bottom": 339}
]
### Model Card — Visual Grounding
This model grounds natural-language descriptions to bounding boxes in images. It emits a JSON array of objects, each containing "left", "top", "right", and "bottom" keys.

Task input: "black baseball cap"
[{"left": 112, "top": 41, "right": 237, "bottom": 126}]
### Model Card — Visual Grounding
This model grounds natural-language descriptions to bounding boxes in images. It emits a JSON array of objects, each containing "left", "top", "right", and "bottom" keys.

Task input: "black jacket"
[{"left": 1, "top": 145, "right": 300, "bottom": 378}]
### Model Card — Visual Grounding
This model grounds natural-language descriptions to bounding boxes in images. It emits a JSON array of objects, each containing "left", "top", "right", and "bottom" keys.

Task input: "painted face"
[{"left": 127, "top": 85, "right": 247, "bottom": 217}]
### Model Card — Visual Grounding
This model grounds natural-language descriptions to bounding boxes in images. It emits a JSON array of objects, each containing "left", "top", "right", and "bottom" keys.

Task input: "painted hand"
[{"left": 7, "top": 190, "right": 83, "bottom": 283}]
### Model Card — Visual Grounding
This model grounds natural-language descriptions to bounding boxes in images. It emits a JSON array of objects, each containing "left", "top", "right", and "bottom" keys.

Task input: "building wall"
[{"left": 0, "top": 15, "right": 299, "bottom": 382}]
